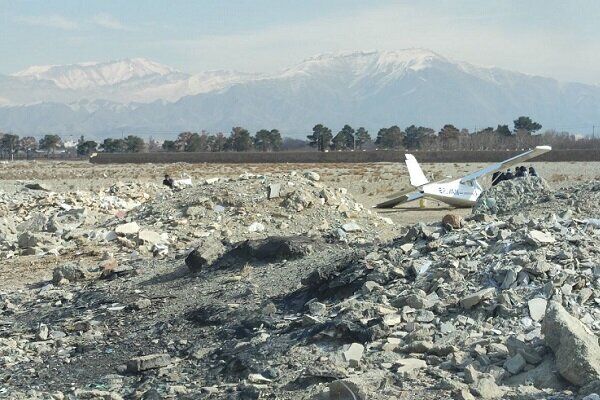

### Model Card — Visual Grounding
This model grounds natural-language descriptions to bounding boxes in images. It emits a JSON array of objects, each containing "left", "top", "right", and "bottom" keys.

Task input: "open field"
[{"left": 2, "top": 159, "right": 599, "bottom": 227}]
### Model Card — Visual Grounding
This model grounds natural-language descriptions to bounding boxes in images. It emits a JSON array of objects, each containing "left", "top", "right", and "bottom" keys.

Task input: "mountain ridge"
[{"left": 1, "top": 49, "right": 599, "bottom": 138}]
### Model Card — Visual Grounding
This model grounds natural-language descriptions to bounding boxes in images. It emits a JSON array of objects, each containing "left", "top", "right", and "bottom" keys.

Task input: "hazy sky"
[{"left": 1, "top": 0, "right": 599, "bottom": 84}]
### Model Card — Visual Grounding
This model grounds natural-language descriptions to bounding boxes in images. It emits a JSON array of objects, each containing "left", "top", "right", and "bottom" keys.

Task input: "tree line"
[{"left": 1, "top": 116, "right": 600, "bottom": 158}]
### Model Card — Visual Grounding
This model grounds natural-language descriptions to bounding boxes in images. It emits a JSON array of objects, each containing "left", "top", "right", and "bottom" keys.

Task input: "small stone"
[
  {"left": 455, "top": 388, "right": 476, "bottom": 400},
  {"left": 472, "top": 377, "right": 503, "bottom": 399},
  {"left": 304, "top": 171, "right": 320, "bottom": 181},
  {"left": 527, "top": 298, "right": 547, "bottom": 322},
  {"left": 247, "top": 373, "right": 272, "bottom": 384},
  {"left": 127, "top": 353, "right": 171, "bottom": 373},
  {"left": 396, "top": 358, "right": 426, "bottom": 377},
  {"left": 138, "top": 230, "right": 163, "bottom": 245},
  {"left": 308, "top": 301, "right": 327, "bottom": 316},
  {"left": 37, "top": 324, "right": 49, "bottom": 341},
  {"left": 503, "top": 353, "right": 527, "bottom": 374},
  {"left": 248, "top": 222, "right": 265, "bottom": 232},
  {"left": 342, "top": 343, "right": 364, "bottom": 367},
  {"left": 342, "top": 222, "right": 362, "bottom": 233},
  {"left": 382, "top": 314, "right": 402, "bottom": 326},
  {"left": 460, "top": 288, "right": 495, "bottom": 310},
  {"left": 268, "top": 184, "right": 281, "bottom": 199},
  {"left": 52, "top": 264, "right": 87, "bottom": 284},
  {"left": 134, "top": 298, "right": 152, "bottom": 310},
  {"left": 442, "top": 214, "right": 463, "bottom": 229},
  {"left": 185, "top": 239, "right": 226, "bottom": 272},
  {"left": 527, "top": 230, "right": 555, "bottom": 245},
  {"left": 115, "top": 222, "right": 140, "bottom": 235},
  {"left": 400, "top": 243, "right": 413, "bottom": 253}
]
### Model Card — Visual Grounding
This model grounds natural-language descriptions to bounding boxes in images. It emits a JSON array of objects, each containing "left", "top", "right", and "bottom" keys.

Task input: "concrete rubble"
[{"left": 0, "top": 174, "right": 599, "bottom": 399}]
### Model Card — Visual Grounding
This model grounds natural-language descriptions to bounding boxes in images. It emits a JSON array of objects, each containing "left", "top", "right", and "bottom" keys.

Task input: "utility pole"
[{"left": 593, "top": 125, "right": 595, "bottom": 139}]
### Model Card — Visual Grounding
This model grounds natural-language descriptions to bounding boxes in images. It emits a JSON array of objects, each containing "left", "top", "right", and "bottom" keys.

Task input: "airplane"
[{"left": 375, "top": 145, "right": 551, "bottom": 209}]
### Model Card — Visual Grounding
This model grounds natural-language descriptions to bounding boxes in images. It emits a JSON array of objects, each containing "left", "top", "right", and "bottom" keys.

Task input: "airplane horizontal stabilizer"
[{"left": 374, "top": 191, "right": 423, "bottom": 208}]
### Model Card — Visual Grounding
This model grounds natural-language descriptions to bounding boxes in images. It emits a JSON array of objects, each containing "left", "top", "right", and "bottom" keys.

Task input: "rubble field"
[{"left": 0, "top": 161, "right": 599, "bottom": 399}]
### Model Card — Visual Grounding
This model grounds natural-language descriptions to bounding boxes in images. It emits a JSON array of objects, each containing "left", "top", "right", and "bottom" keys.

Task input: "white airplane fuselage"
[{"left": 421, "top": 179, "right": 482, "bottom": 207}]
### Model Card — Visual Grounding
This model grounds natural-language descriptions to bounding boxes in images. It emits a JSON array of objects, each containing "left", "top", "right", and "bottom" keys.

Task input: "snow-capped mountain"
[
  {"left": 11, "top": 58, "right": 177, "bottom": 89},
  {"left": 1, "top": 58, "right": 259, "bottom": 105},
  {"left": 1, "top": 49, "right": 599, "bottom": 138}
]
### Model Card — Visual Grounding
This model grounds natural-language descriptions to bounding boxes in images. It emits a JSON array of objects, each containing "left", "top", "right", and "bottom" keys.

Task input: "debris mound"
[
  {"left": 473, "top": 176, "right": 552, "bottom": 215},
  {"left": 2, "top": 176, "right": 600, "bottom": 399}
]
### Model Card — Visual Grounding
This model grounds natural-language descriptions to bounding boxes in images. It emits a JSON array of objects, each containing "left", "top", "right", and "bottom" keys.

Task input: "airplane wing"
[
  {"left": 459, "top": 146, "right": 551, "bottom": 184},
  {"left": 374, "top": 191, "right": 423, "bottom": 209}
]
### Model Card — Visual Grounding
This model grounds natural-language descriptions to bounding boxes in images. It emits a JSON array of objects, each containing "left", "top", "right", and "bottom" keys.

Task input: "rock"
[
  {"left": 134, "top": 298, "right": 152, "bottom": 310},
  {"left": 230, "top": 236, "right": 316, "bottom": 261},
  {"left": 52, "top": 264, "right": 87, "bottom": 284},
  {"left": 504, "top": 357, "right": 566, "bottom": 390},
  {"left": 185, "top": 239, "right": 226, "bottom": 272},
  {"left": 396, "top": 358, "right": 427, "bottom": 377},
  {"left": 24, "top": 182, "right": 48, "bottom": 191},
  {"left": 342, "top": 343, "right": 364, "bottom": 367},
  {"left": 503, "top": 353, "right": 527, "bottom": 375},
  {"left": 454, "top": 388, "right": 476, "bottom": 400},
  {"left": 542, "top": 301, "right": 600, "bottom": 386},
  {"left": 16, "top": 213, "right": 47, "bottom": 233},
  {"left": 527, "top": 230, "right": 555, "bottom": 245},
  {"left": 328, "top": 371, "right": 386, "bottom": 400},
  {"left": 268, "top": 184, "right": 281, "bottom": 199},
  {"left": 37, "top": 324, "right": 49, "bottom": 341},
  {"left": 115, "top": 222, "right": 140, "bottom": 235},
  {"left": 527, "top": 298, "right": 547, "bottom": 322},
  {"left": 17, "top": 232, "right": 41, "bottom": 249},
  {"left": 442, "top": 214, "right": 464, "bottom": 229},
  {"left": 304, "top": 171, "right": 320, "bottom": 181},
  {"left": 460, "top": 288, "right": 495, "bottom": 310},
  {"left": 138, "top": 230, "right": 163, "bottom": 245},
  {"left": 248, "top": 222, "right": 265, "bottom": 232},
  {"left": 341, "top": 222, "right": 362, "bottom": 233},
  {"left": 582, "top": 395, "right": 600, "bottom": 400},
  {"left": 72, "top": 389, "right": 123, "bottom": 400},
  {"left": 308, "top": 301, "right": 327, "bottom": 316},
  {"left": 472, "top": 376, "right": 504, "bottom": 399},
  {"left": 127, "top": 353, "right": 171, "bottom": 373}
]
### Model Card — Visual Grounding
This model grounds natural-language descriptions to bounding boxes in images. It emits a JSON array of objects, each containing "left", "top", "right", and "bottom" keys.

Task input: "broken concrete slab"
[{"left": 542, "top": 301, "right": 600, "bottom": 386}]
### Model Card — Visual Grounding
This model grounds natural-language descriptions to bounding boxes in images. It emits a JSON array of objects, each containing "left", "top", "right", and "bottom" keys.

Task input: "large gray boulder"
[{"left": 542, "top": 301, "right": 600, "bottom": 386}]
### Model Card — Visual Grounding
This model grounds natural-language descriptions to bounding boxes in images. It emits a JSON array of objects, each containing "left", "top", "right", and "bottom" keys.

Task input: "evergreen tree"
[
  {"left": 124, "top": 135, "right": 145, "bottom": 153},
  {"left": 254, "top": 129, "right": 273, "bottom": 151},
  {"left": 162, "top": 140, "right": 177, "bottom": 151},
  {"left": 307, "top": 124, "right": 333, "bottom": 152},
  {"left": 332, "top": 124, "right": 355, "bottom": 150},
  {"left": 355, "top": 127, "right": 371, "bottom": 149},
  {"left": 513, "top": 116, "right": 542, "bottom": 133},
  {"left": 269, "top": 129, "right": 282, "bottom": 151},
  {"left": 496, "top": 125, "right": 512, "bottom": 136},
  {"left": 375, "top": 126, "right": 404, "bottom": 149},
  {"left": 76, "top": 140, "right": 98, "bottom": 156},
  {"left": 39, "top": 134, "right": 63, "bottom": 154},
  {"left": 404, "top": 125, "right": 435, "bottom": 149},
  {"left": 230, "top": 127, "right": 253, "bottom": 151},
  {"left": 101, "top": 138, "right": 127, "bottom": 153}
]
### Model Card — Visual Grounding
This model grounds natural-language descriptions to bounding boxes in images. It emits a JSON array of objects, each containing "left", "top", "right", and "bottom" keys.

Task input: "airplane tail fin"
[{"left": 405, "top": 154, "right": 429, "bottom": 187}]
